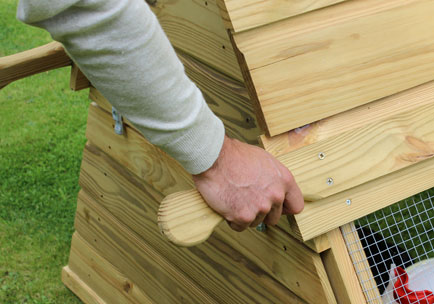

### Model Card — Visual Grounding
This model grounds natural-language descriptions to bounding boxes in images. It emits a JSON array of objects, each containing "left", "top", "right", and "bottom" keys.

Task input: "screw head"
[
  {"left": 318, "top": 152, "right": 326, "bottom": 160},
  {"left": 346, "top": 199, "right": 352, "bottom": 206},
  {"left": 256, "top": 222, "right": 267, "bottom": 232},
  {"left": 326, "top": 177, "right": 334, "bottom": 186}
]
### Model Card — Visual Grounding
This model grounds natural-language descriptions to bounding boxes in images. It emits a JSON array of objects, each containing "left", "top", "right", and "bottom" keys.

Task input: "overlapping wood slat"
[{"left": 231, "top": 0, "right": 434, "bottom": 135}]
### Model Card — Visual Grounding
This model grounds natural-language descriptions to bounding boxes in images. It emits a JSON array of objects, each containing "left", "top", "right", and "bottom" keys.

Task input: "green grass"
[{"left": 0, "top": 1, "right": 88, "bottom": 303}]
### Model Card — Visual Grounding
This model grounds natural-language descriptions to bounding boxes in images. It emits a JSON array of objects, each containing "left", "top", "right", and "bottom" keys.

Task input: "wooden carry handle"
[
  {"left": 0, "top": 41, "right": 71, "bottom": 89},
  {"left": 158, "top": 187, "right": 319, "bottom": 246},
  {"left": 158, "top": 189, "right": 224, "bottom": 247}
]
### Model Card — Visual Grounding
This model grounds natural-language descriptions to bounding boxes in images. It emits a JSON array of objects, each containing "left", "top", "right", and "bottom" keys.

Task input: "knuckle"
[
  {"left": 258, "top": 202, "right": 271, "bottom": 214},
  {"left": 267, "top": 189, "right": 285, "bottom": 204},
  {"left": 234, "top": 212, "right": 255, "bottom": 225}
]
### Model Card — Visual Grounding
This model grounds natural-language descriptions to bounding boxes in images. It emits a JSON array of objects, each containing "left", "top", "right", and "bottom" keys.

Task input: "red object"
[{"left": 393, "top": 266, "right": 434, "bottom": 304}]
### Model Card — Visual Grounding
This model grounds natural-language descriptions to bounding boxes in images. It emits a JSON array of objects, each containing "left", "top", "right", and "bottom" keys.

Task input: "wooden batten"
[
  {"left": 70, "top": 63, "right": 90, "bottom": 91},
  {"left": 150, "top": 0, "right": 242, "bottom": 81},
  {"left": 233, "top": 0, "right": 434, "bottom": 135},
  {"left": 216, "top": 0, "right": 346, "bottom": 33},
  {"left": 78, "top": 135, "right": 334, "bottom": 303},
  {"left": 321, "top": 228, "right": 366, "bottom": 304},
  {"left": 341, "top": 223, "right": 382, "bottom": 303},
  {"left": 290, "top": 156, "right": 434, "bottom": 241}
]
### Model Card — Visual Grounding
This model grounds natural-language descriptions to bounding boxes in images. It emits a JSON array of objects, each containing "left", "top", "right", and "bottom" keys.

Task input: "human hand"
[{"left": 192, "top": 135, "right": 304, "bottom": 232}]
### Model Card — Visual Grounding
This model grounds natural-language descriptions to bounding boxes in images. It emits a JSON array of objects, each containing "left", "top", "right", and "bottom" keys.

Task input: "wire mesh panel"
[{"left": 342, "top": 188, "right": 434, "bottom": 304}]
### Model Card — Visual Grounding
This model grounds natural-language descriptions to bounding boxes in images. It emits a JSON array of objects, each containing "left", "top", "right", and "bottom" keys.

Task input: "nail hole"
[
  {"left": 222, "top": 45, "right": 226, "bottom": 49},
  {"left": 283, "top": 245, "right": 287, "bottom": 251}
]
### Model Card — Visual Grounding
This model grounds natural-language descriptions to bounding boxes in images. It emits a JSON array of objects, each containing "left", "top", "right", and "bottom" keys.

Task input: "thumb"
[{"left": 282, "top": 185, "right": 304, "bottom": 215}]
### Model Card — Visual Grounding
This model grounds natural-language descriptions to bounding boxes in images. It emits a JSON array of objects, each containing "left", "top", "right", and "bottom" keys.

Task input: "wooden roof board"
[
  {"left": 217, "top": 0, "right": 346, "bottom": 33},
  {"left": 233, "top": 0, "right": 434, "bottom": 136}
]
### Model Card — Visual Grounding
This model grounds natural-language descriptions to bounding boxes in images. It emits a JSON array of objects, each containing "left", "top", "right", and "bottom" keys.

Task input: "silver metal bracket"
[{"left": 112, "top": 107, "right": 124, "bottom": 135}]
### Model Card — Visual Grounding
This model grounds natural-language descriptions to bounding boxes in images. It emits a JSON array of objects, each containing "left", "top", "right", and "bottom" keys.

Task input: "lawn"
[{"left": 0, "top": 1, "right": 88, "bottom": 303}]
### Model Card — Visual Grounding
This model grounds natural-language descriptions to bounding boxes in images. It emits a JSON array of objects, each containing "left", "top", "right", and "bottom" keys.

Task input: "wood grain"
[
  {"left": 260, "top": 81, "right": 434, "bottom": 156},
  {"left": 234, "top": 0, "right": 434, "bottom": 135},
  {"left": 67, "top": 232, "right": 153, "bottom": 304},
  {"left": 341, "top": 223, "right": 382, "bottom": 303},
  {"left": 150, "top": 0, "right": 242, "bottom": 81},
  {"left": 177, "top": 51, "right": 261, "bottom": 145},
  {"left": 75, "top": 191, "right": 216, "bottom": 304},
  {"left": 217, "top": 0, "right": 345, "bottom": 33},
  {"left": 290, "top": 156, "right": 434, "bottom": 241},
  {"left": 76, "top": 186, "right": 307, "bottom": 303},
  {"left": 321, "top": 228, "right": 366, "bottom": 304},
  {"left": 0, "top": 41, "right": 70, "bottom": 89},
  {"left": 276, "top": 101, "right": 434, "bottom": 199},
  {"left": 70, "top": 63, "right": 90, "bottom": 91},
  {"left": 158, "top": 190, "right": 223, "bottom": 246},
  {"left": 86, "top": 102, "right": 194, "bottom": 196},
  {"left": 78, "top": 142, "right": 330, "bottom": 303}
]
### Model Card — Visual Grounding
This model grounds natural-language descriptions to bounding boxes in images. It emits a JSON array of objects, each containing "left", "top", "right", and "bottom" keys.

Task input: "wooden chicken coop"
[{"left": 1, "top": 0, "right": 434, "bottom": 303}]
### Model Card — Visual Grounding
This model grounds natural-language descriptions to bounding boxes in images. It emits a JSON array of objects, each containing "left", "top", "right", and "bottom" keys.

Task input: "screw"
[
  {"left": 256, "top": 222, "right": 267, "bottom": 232},
  {"left": 318, "top": 152, "right": 326, "bottom": 160},
  {"left": 326, "top": 177, "right": 334, "bottom": 186},
  {"left": 346, "top": 199, "right": 352, "bottom": 206}
]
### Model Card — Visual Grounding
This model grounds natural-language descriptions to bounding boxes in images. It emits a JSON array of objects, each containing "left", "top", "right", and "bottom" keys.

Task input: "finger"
[
  {"left": 250, "top": 212, "right": 267, "bottom": 227},
  {"left": 229, "top": 221, "right": 249, "bottom": 232},
  {"left": 282, "top": 183, "right": 304, "bottom": 214},
  {"left": 263, "top": 203, "right": 283, "bottom": 226}
]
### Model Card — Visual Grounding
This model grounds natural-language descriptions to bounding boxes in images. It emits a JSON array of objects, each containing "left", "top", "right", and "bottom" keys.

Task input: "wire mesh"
[{"left": 342, "top": 188, "right": 434, "bottom": 304}]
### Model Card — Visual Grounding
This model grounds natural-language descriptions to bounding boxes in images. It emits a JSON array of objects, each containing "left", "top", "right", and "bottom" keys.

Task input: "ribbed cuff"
[{"left": 159, "top": 104, "right": 225, "bottom": 175}]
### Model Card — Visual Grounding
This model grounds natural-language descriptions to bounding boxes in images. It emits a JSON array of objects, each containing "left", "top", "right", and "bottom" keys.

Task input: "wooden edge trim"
[
  {"left": 289, "top": 157, "right": 434, "bottom": 241},
  {"left": 228, "top": 30, "right": 269, "bottom": 135},
  {"left": 321, "top": 228, "right": 366, "bottom": 304},
  {"left": 62, "top": 266, "right": 106, "bottom": 304},
  {"left": 341, "top": 223, "right": 382, "bottom": 303}
]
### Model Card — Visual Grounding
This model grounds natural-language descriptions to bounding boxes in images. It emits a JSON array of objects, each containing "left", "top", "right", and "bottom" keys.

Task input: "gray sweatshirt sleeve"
[{"left": 17, "top": 0, "right": 225, "bottom": 175}]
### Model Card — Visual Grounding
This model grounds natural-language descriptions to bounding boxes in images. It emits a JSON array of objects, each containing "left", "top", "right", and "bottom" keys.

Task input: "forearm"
[{"left": 17, "top": 0, "right": 225, "bottom": 174}]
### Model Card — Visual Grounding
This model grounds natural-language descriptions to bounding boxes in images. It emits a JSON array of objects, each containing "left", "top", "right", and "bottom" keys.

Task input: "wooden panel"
[
  {"left": 178, "top": 51, "right": 261, "bottom": 145},
  {"left": 321, "top": 228, "right": 366, "bottom": 304},
  {"left": 76, "top": 187, "right": 306, "bottom": 303},
  {"left": 75, "top": 192, "right": 215, "bottom": 304},
  {"left": 289, "top": 156, "right": 434, "bottom": 241},
  {"left": 234, "top": 0, "right": 434, "bottom": 135},
  {"left": 79, "top": 142, "right": 331, "bottom": 303},
  {"left": 260, "top": 81, "right": 434, "bottom": 156},
  {"left": 67, "top": 232, "right": 153, "bottom": 304},
  {"left": 150, "top": 0, "right": 242, "bottom": 81},
  {"left": 86, "top": 102, "right": 194, "bottom": 196},
  {"left": 70, "top": 63, "right": 90, "bottom": 91},
  {"left": 341, "top": 223, "right": 382, "bottom": 303},
  {"left": 217, "top": 0, "right": 345, "bottom": 33},
  {"left": 0, "top": 41, "right": 70, "bottom": 89},
  {"left": 62, "top": 266, "right": 106, "bottom": 304}
]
